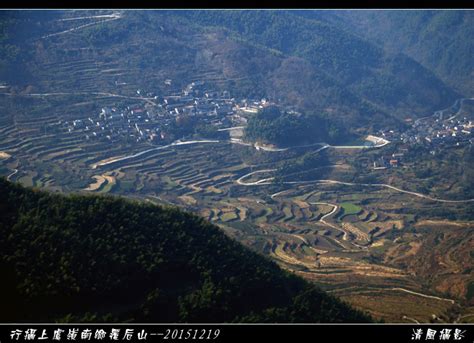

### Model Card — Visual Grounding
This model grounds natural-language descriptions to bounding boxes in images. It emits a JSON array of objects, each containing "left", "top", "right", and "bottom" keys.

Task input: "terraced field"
[
  {"left": 1, "top": 92, "right": 472, "bottom": 323},
  {"left": 2, "top": 10, "right": 473, "bottom": 323}
]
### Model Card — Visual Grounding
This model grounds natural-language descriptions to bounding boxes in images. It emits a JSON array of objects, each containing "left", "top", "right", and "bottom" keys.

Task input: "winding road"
[
  {"left": 445, "top": 97, "right": 474, "bottom": 121},
  {"left": 308, "top": 201, "right": 368, "bottom": 249},
  {"left": 57, "top": 13, "right": 122, "bottom": 22},
  {"left": 217, "top": 126, "right": 246, "bottom": 131},
  {"left": 229, "top": 137, "right": 386, "bottom": 153},
  {"left": 41, "top": 12, "right": 123, "bottom": 39},
  {"left": 12, "top": 92, "right": 158, "bottom": 106},
  {"left": 310, "top": 202, "right": 339, "bottom": 227},
  {"left": 6, "top": 168, "right": 18, "bottom": 181},
  {"left": 392, "top": 288, "right": 455, "bottom": 304},
  {"left": 236, "top": 169, "right": 276, "bottom": 186},
  {"left": 92, "top": 140, "right": 220, "bottom": 168},
  {"left": 236, "top": 169, "right": 474, "bottom": 203},
  {"left": 417, "top": 97, "right": 474, "bottom": 124}
]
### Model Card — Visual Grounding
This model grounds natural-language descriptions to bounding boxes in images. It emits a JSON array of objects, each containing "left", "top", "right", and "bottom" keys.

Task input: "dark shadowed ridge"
[{"left": 0, "top": 178, "right": 372, "bottom": 323}]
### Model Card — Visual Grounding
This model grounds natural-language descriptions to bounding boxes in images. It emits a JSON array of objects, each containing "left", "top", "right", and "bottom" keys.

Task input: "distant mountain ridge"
[{"left": 303, "top": 10, "right": 473, "bottom": 96}]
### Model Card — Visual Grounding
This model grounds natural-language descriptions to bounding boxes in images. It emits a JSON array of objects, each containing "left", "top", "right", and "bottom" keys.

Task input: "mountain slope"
[
  {"left": 0, "top": 178, "right": 371, "bottom": 322},
  {"left": 172, "top": 10, "right": 461, "bottom": 118},
  {"left": 318, "top": 10, "right": 474, "bottom": 96},
  {"left": 0, "top": 10, "right": 462, "bottom": 134}
]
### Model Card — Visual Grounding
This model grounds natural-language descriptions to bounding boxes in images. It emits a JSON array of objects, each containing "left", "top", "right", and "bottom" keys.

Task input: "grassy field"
[{"left": 340, "top": 202, "right": 362, "bottom": 216}]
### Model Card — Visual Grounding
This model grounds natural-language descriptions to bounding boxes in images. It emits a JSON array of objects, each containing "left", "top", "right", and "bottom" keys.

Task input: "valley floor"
[{"left": 0, "top": 92, "right": 473, "bottom": 323}]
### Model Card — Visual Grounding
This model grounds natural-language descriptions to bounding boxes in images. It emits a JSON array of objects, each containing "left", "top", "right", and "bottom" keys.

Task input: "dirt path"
[
  {"left": 330, "top": 286, "right": 455, "bottom": 305},
  {"left": 93, "top": 140, "right": 220, "bottom": 168},
  {"left": 402, "top": 315, "right": 420, "bottom": 324},
  {"left": 308, "top": 202, "right": 360, "bottom": 249},
  {"left": 416, "top": 220, "right": 474, "bottom": 227},
  {"left": 236, "top": 169, "right": 276, "bottom": 186},
  {"left": 270, "top": 189, "right": 292, "bottom": 199},
  {"left": 391, "top": 287, "right": 455, "bottom": 304}
]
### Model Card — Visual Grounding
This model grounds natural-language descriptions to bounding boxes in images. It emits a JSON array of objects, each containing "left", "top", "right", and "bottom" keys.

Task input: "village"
[
  {"left": 57, "top": 80, "right": 473, "bottom": 175},
  {"left": 58, "top": 81, "right": 269, "bottom": 145},
  {"left": 373, "top": 101, "right": 473, "bottom": 170}
]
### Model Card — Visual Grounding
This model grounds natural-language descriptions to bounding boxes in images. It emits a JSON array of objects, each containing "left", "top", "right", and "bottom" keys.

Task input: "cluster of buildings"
[
  {"left": 61, "top": 81, "right": 271, "bottom": 144},
  {"left": 377, "top": 111, "right": 473, "bottom": 157},
  {"left": 372, "top": 153, "right": 405, "bottom": 170},
  {"left": 371, "top": 107, "right": 473, "bottom": 170}
]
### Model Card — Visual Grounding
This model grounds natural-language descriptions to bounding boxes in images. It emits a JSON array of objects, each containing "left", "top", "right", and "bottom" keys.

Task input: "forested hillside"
[
  {"left": 318, "top": 10, "right": 474, "bottom": 96},
  {"left": 0, "top": 10, "right": 463, "bottom": 135},
  {"left": 0, "top": 178, "right": 371, "bottom": 322},
  {"left": 173, "top": 10, "right": 461, "bottom": 118},
  {"left": 244, "top": 105, "right": 347, "bottom": 146}
]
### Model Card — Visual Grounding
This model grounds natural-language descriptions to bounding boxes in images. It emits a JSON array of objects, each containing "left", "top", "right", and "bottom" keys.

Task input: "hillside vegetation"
[
  {"left": 174, "top": 10, "right": 461, "bottom": 117},
  {"left": 322, "top": 10, "right": 474, "bottom": 96},
  {"left": 244, "top": 106, "right": 346, "bottom": 147},
  {"left": 0, "top": 10, "right": 463, "bottom": 135},
  {"left": 0, "top": 178, "right": 371, "bottom": 322}
]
